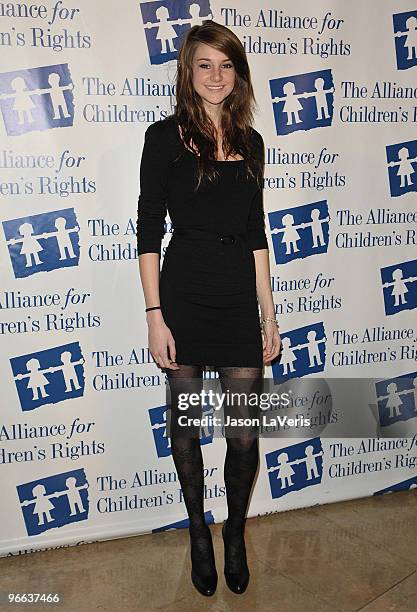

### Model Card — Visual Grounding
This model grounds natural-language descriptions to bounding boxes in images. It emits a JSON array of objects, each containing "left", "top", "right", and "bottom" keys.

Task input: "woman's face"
[{"left": 191, "top": 43, "right": 236, "bottom": 110}]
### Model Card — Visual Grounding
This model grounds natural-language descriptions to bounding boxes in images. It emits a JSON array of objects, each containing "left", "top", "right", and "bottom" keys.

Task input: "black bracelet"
[{"left": 145, "top": 306, "right": 161, "bottom": 312}]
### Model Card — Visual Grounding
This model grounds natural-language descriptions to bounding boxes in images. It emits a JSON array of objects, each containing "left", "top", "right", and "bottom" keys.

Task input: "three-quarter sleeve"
[
  {"left": 247, "top": 187, "right": 269, "bottom": 251},
  {"left": 247, "top": 129, "right": 269, "bottom": 251},
  {"left": 136, "top": 121, "right": 170, "bottom": 255}
]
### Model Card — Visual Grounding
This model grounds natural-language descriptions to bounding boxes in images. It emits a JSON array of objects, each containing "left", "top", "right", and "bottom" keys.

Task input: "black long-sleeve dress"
[{"left": 136, "top": 116, "right": 269, "bottom": 367}]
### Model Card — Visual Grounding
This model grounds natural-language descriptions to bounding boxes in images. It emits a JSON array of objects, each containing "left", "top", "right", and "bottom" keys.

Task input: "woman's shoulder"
[
  {"left": 248, "top": 126, "right": 264, "bottom": 162},
  {"left": 249, "top": 126, "right": 264, "bottom": 148},
  {"left": 144, "top": 115, "right": 178, "bottom": 143}
]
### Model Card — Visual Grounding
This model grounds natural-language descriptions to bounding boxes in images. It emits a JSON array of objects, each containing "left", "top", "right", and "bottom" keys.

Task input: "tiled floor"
[{"left": 1, "top": 489, "right": 416, "bottom": 611}]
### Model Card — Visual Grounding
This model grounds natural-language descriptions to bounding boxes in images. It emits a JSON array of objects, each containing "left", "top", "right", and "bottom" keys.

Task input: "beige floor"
[{"left": 1, "top": 489, "right": 416, "bottom": 611}]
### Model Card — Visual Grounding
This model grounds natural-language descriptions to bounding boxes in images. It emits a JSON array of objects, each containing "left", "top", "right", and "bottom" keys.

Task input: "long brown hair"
[{"left": 169, "top": 20, "right": 263, "bottom": 191}]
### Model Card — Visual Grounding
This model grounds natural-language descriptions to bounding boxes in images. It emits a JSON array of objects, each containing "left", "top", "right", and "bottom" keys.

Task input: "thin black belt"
[{"left": 173, "top": 227, "right": 246, "bottom": 245}]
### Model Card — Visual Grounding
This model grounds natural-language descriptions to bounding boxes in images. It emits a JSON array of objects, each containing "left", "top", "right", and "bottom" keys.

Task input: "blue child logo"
[
  {"left": 10, "top": 341, "right": 85, "bottom": 411},
  {"left": 149, "top": 404, "right": 172, "bottom": 458},
  {"left": 139, "top": 0, "right": 213, "bottom": 65},
  {"left": 393, "top": 10, "right": 417, "bottom": 70},
  {"left": 269, "top": 200, "right": 329, "bottom": 264},
  {"left": 2, "top": 208, "right": 80, "bottom": 279},
  {"left": 266, "top": 438, "right": 323, "bottom": 499},
  {"left": 375, "top": 373, "right": 417, "bottom": 427},
  {"left": 269, "top": 69, "right": 334, "bottom": 135},
  {"left": 386, "top": 139, "right": 417, "bottom": 197},
  {"left": 153, "top": 511, "right": 214, "bottom": 532},
  {"left": 0, "top": 64, "right": 74, "bottom": 136},
  {"left": 17, "top": 468, "right": 89, "bottom": 536},
  {"left": 381, "top": 258, "right": 417, "bottom": 315},
  {"left": 271, "top": 323, "right": 327, "bottom": 384},
  {"left": 149, "top": 399, "right": 213, "bottom": 458}
]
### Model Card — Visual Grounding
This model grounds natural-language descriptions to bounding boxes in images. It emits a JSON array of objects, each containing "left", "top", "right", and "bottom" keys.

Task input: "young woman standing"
[{"left": 137, "top": 21, "right": 281, "bottom": 597}]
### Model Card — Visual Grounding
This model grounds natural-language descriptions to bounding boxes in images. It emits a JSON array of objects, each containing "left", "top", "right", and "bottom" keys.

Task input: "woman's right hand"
[{"left": 147, "top": 314, "right": 180, "bottom": 370}]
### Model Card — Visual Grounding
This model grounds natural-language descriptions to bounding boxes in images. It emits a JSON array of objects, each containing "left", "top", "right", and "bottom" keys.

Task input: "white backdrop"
[{"left": 1, "top": 0, "right": 417, "bottom": 558}]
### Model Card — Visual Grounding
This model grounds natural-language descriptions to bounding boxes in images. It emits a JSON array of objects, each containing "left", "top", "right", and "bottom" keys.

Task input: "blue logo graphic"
[
  {"left": 153, "top": 510, "right": 214, "bottom": 532},
  {"left": 374, "top": 475, "right": 417, "bottom": 496},
  {"left": 17, "top": 468, "right": 89, "bottom": 536},
  {"left": 266, "top": 438, "right": 323, "bottom": 499},
  {"left": 269, "top": 69, "right": 334, "bottom": 135},
  {"left": 2, "top": 208, "right": 80, "bottom": 279},
  {"left": 149, "top": 404, "right": 172, "bottom": 458},
  {"left": 150, "top": 398, "right": 213, "bottom": 458},
  {"left": 271, "top": 323, "right": 327, "bottom": 384},
  {"left": 0, "top": 64, "right": 74, "bottom": 136},
  {"left": 269, "top": 200, "right": 329, "bottom": 264},
  {"left": 140, "top": 1, "right": 213, "bottom": 65},
  {"left": 386, "top": 139, "right": 417, "bottom": 197},
  {"left": 10, "top": 342, "right": 85, "bottom": 411},
  {"left": 381, "top": 258, "right": 417, "bottom": 315},
  {"left": 393, "top": 11, "right": 417, "bottom": 70},
  {"left": 375, "top": 373, "right": 417, "bottom": 427}
]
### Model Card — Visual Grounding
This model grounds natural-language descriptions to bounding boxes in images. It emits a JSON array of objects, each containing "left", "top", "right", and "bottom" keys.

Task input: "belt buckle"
[{"left": 220, "top": 234, "right": 236, "bottom": 245}]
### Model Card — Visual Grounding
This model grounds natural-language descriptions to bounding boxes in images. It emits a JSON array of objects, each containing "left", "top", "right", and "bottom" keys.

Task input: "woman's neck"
[{"left": 203, "top": 103, "right": 223, "bottom": 132}]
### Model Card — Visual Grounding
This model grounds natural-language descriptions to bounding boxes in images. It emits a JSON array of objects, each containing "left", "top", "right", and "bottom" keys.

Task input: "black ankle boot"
[
  {"left": 189, "top": 524, "right": 218, "bottom": 596},
  {"left": 222, "top": 519, "right": 250, "bottom": 594}
]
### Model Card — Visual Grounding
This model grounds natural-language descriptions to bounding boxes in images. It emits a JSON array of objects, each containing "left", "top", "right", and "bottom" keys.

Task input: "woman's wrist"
[
  {"left": 261, "top": 316, "right": 279, "bottom": 325},
  {"left": 260, "top": 304, "right": 276, "bottom": 318},
  {"left": 146, "top": 308, "right": 164, "bottom": 324},
  {"left": 257, "top": 295, "right": 275, "bottom": 317},
  {"left": 261, "top": 310, "right": 276, "bottom": 319}
]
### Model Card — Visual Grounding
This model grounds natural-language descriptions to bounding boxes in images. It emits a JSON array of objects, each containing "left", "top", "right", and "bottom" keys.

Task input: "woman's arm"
[
  {"left": 253, "top": 249, "right": 275, "bottom": 319},
  {"left": 253, "top": 247, "right": 281, "bottom": 365},
  {"left": 136, "top": 121, "right": 179, "bottom": 370},
  {"left": 247, "top": 129, "right": 282, "bottom": 363},
  {"left": 138, "top": 253, "right": 164, "bottom": 323},
  {"left": 139, "top": 251, "right": 177, "bottom": 369}
]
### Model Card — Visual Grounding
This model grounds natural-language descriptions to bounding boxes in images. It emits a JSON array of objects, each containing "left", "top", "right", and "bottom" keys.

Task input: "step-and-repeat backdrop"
[{"left": 1, "top": 1, "right": 417, "bottom": 558}]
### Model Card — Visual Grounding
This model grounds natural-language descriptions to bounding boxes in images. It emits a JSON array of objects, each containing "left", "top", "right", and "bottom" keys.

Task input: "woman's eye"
[{"left": 198, "top": 63, "right": 233, "bottom": 69}]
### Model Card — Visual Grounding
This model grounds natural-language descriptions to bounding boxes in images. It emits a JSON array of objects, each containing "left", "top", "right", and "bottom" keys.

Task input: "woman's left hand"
[{"left": 262, "top": 321, "right": 282, "bottom": 364}]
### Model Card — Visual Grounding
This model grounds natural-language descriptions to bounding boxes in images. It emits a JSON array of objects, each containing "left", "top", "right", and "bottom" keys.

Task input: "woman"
[{"left": 137, "top": 20, "right": 281, "bottom": 597}]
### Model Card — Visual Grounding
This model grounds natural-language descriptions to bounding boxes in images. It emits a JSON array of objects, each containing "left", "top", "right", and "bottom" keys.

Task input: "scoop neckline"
[{"left": 173, "top": 118, "right": 245, "bottom": 163}]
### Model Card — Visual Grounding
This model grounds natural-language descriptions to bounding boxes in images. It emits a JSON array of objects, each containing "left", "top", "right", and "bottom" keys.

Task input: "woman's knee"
[{"left": 226, "top": 435, "right": 258, "bottom": 452}]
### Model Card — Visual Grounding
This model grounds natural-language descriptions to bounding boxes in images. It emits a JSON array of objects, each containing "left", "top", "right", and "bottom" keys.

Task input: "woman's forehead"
[{"left": 193, "top": 43, "right": 230, "bottom": 62}]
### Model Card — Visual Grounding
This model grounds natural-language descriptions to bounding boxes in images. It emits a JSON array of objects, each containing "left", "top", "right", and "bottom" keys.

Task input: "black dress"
[{"left": 136, "top": 116, "right": 269, "bottom": 367}]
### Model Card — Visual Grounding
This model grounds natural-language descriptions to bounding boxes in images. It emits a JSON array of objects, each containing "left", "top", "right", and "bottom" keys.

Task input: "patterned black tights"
[{"left": 166, "top": 364, "right": 262, "bottom": 575}]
